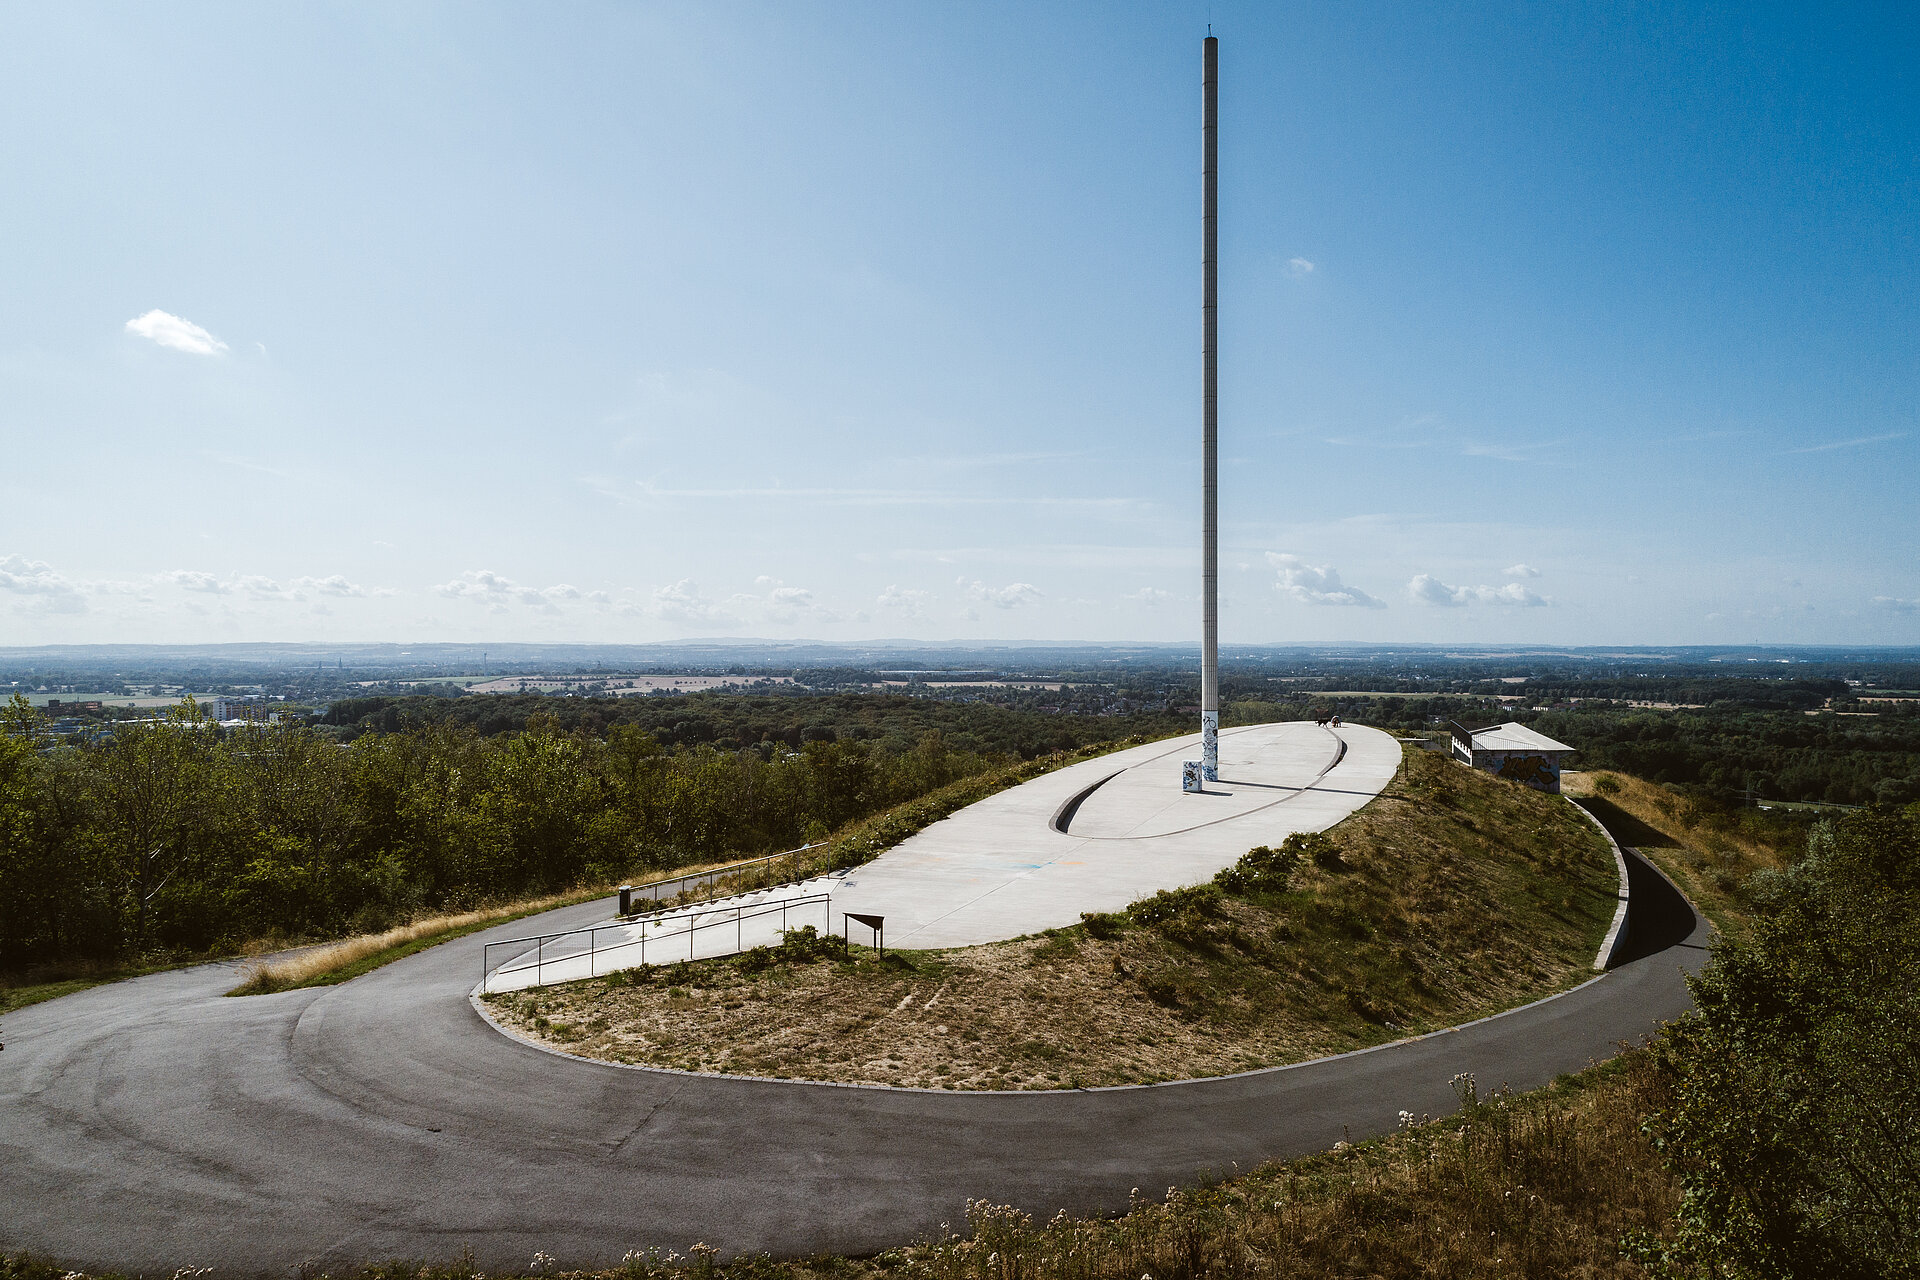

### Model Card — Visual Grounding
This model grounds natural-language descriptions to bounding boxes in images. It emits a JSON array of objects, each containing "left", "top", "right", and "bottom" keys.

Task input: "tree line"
[
  {"left": 0, "top": 695, "right": 1016, "bottom": 970},
  {"left": 1229, "top": 694, "right": 1920, "bottom": 808},
  {"left": 318, "top": 691, "right": 1189, "bottom": 756}
]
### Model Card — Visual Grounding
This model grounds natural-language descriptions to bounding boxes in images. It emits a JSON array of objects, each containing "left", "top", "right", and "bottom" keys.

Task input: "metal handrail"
[
  {"left": 480, "top": 890, "right": 835, "bottom": 993},
  {"left": 620, "top": 841, "right": 827, "bottom": 916}
]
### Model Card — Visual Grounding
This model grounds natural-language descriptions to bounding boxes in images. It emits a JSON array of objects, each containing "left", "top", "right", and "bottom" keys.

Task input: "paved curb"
[{"left": 1570, "top": 796, "right": 1633, "bottom": 970}]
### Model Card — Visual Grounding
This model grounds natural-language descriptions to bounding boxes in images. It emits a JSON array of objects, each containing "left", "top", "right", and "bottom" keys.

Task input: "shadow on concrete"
[{"left": 1612, "top": 848, "right": 1701, "bottom": 966}]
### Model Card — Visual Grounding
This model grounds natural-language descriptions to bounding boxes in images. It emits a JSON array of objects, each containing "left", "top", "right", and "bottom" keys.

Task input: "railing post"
[
  {"left": 590, "top": 927, "right": 596, "bottom": 978},
  {"left": 537, "top": 935, "right": 543, "bottom": 987}
]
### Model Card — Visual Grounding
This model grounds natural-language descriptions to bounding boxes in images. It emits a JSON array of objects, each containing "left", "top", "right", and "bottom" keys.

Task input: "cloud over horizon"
[
  {"left": 1267, "top": 553, "right": 1386, "bottom": 608},
  {"left": 961, "top": 578, "right": 1043, "bottom": 610},
  {"left": 0, "top": 555, "right": 88, "bottom": 613},
  {"left": 1408, "top": 574, "right": 1548, "bottom": 607},
  {"left": 125, "top": 309, "right": 228, "bottom": 356}
]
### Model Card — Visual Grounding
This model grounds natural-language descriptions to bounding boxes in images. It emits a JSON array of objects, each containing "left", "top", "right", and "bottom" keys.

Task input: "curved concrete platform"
[
  {"left": 482, "top": 723, "right": 1398, "bottom": 991},
  {"left": 831, "top": 723, "right": 1401, "bottom": 948}
]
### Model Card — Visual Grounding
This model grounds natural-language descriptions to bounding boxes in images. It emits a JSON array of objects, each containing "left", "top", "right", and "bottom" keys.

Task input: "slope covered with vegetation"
[{"left": 489, "top": 746, "right": 1619, "bottom": 1087}]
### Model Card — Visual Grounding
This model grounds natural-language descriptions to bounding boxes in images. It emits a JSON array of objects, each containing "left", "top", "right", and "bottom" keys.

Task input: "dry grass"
[
  {"left": 228, "top": 853, "right": 785, "bottom": 995},
  {"left": 231, "top": 895, "right": 589, "bottom": 993},
  {"left": 489, "top": 747, "right": 1621, "bottom": 1089},
  {"left": 1562, "top": 769, "right": 1791, "bottom": 933},
  {"left": 887, "top": 1052, "right": 1679, "bottom": 1280}
]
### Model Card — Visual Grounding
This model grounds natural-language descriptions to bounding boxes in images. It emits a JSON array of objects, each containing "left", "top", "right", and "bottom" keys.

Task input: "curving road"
[{"left": 1, "top": 848, "right": 1706, "bottom": 1276}]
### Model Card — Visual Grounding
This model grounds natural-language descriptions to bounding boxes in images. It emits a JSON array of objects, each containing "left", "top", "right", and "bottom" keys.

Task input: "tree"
[
  {"left": 1646, "top": 806, "right": 1920, "bottom": 1278},
  {"left": 88, "top": 705, "right": 216, "bottom": 952}
]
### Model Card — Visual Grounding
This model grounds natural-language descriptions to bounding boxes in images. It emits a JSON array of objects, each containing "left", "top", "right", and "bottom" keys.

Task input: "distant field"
[
  {"left": 876, "top": 680, "right": 1070, "bottom": 690},
  {"left": 465, "top": 674, "right": 794, "bottom": 695},
  {"left": 16, "top": 693, "right": 186, "bottom": 709}
]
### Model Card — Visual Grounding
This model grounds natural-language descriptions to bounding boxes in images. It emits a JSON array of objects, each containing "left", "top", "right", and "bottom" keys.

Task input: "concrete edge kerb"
[
  {"left": 1570, "top": 797, "right": 1632, "bottom": 970},
  {"left": 466, "top": 966, "right": 1610, "bottom": 1099},
  {"left": 1066, "top": 723, "right": 1354, "bottom": 842},
  {"left": 1048, "top": 770, "right": 1123, "bottom": 834}
]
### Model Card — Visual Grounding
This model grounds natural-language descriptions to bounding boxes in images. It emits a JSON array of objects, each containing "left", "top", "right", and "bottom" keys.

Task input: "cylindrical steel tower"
[{"left": 1200, "top": 33, "right": 1220, "bottom": 781}]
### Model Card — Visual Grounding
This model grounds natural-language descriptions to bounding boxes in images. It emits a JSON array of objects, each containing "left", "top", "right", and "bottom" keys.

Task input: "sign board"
[{"left": 843, "top": 911, "right": 886, "bottom": 958}]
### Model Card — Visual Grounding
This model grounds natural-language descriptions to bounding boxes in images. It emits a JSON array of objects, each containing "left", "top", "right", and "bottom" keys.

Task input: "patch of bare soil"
[{"left": 487, "top": 746, "right": 1618, "bottom": 1089}]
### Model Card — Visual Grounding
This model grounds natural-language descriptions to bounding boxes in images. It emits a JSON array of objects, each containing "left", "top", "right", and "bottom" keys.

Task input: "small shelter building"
[{"left": 1448, "top": 720, "right": 1576, "bottom": 794}]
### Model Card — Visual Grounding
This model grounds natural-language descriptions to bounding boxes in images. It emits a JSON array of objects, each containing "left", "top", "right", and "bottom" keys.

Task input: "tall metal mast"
[{"left": 1200, "top": 33, "right": 1220, "bottom": 781}]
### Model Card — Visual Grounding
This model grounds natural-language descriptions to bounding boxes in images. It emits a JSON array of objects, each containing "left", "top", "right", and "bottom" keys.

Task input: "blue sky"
[{"left": 3, "top": 2, "right": 1915, "bottom": 647}]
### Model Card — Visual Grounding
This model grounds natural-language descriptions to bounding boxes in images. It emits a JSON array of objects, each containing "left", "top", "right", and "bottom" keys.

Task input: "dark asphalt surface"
[{"left": 1, "top": 850, "right": 1707, "bottom": 1276}]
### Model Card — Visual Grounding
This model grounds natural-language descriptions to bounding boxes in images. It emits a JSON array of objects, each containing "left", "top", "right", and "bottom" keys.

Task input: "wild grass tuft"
[{"left": 229, "top": 894, "right": 586, "bottom": 994}]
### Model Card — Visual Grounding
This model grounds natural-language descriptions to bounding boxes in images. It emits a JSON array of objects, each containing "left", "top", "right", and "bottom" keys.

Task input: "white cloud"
[
  {"left": 432, "top": 569, "right": 514, "bottom": 599},
  {"left": 1266, "top": 553, "right": 1386, "bottom": 608},
  {"left": 1504, "top": 563, "right": 1542, "bottom": 579},
  {"left": 431, "top": 569, "right": 581, "bottom": 609},
  {"left": 760, "top": 580, "right": 819, "bottom": 621},
  {"left": 877, "top": 585, "right": 934, "bottom": 617},
  {"left": 1872, "top": 596, "right": 1920, "bottom": 613},
  {"left": 235, "top": 575, "right": 294, "bottom": 599},
  {"left": 161, "top": 570, "right": 302, "bottom": 600},
  {"left": 960, "top": 578, "right": 1043, "bottom": 609},
  {"left": 647, "top": 579, "right": 741, "bottom": 628},
  {"left": 1407, "top": 574, "right": 1547, "bottom": 607},
  {"left": 1286, "top": 257, "right": 1316, "bottom": 277},
  {"left": 125, "top": 309, "right": 228, "bottom": 356},
  {"left": 164, "top": 569, "right": 232, "bottom": 594},
  {"left": 1124, "top": 586, "right": 1171, "bottom": 607},
  {"left": 294, "top": 574, "right": 367, "bottom": 598},
  {"left": 0, "top": 555, "right": 88, "bottom": 613}
]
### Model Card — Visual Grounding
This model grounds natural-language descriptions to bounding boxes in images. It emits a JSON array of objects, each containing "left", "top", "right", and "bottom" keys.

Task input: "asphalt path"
[{"left": 1, "top": 849, "right": 1706, "bottom": 1277}]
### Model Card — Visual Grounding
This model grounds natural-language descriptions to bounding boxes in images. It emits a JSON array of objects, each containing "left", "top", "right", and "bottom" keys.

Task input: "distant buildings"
[{"left": 1448, "top": 720, "right": 1577, "bottom": 794}]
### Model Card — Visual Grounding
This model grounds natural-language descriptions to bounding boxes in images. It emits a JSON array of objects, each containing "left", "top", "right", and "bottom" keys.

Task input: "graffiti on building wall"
[{"left": 1493, "top": 752, "right": 1559, "bottom": 791}]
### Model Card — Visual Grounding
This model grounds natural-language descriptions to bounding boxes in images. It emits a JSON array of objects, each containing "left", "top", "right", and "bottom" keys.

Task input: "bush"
[
  {"left": 1213, "top": 843, "right": 1301, "bottom": 894},
  {"left": 1126, "top": 884, "right": 1221, "bottom": 927},
  {"left": 1078, "top": 911, "right": 1125, "bottom": 939},
  {"left": 773, "top": 925, "right": 841, "bottom": 964},
  {"left": 1644, "top": 807, "right": 1920, "bottom": 1277},
  {"left": 1289, "top": 830, "right": 1346, "bottom": 871}
]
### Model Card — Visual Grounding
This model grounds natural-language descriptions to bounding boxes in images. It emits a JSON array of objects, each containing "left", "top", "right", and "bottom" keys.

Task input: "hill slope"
[{"left": 489, "top": 744, "right": 1619, "bottom": 1088}]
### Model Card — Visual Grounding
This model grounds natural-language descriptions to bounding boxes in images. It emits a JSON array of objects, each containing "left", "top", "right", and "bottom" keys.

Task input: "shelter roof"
[{"left": 1470, "top": 721, "right": 1576, "bottom": 754}]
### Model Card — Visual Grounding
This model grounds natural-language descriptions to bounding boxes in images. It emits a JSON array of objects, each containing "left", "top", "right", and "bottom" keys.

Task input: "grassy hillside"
[
  {"left": 1562, "top": 768, "right": 1793, "bottom": 934},
  {"left": 487, "top": 745, "right": 1620, "bottom": 1087}
]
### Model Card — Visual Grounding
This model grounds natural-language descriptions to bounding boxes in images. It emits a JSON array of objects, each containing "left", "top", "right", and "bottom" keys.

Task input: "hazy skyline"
[{"left": 4, "top": 3, "right": 1916, "bottom": 647}]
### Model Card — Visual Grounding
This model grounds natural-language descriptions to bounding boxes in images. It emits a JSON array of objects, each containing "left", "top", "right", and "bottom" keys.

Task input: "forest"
[
  {"left": 9, "top": 677, "right": 1919, "bottom": 976},
  {"left": 1228, "top": 693, "right": 1920, "bottom": 808},
  {"left": 0, "top": 694, "right": 1079, "bottom": 971},
  {"left": 316, "top": 690, "right": 1188, "bottom": 754}
]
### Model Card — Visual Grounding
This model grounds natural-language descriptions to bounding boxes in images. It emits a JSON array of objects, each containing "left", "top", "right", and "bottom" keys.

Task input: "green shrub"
[
  {"left": 1213, "top": 843, "right": 1302, "bottom": 894},
  {"left": 1643, "top": 808, "right": 1920, "bottom": 1277},
  {"left": 1079, "top": 910, "right": 1125, "bottom": 939},
  {"left": 773, "top": 925, "right": 841, "bottom": 964},
  {"left": 1126, "top": 884, "right": 1221, "bottom": 927}
]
